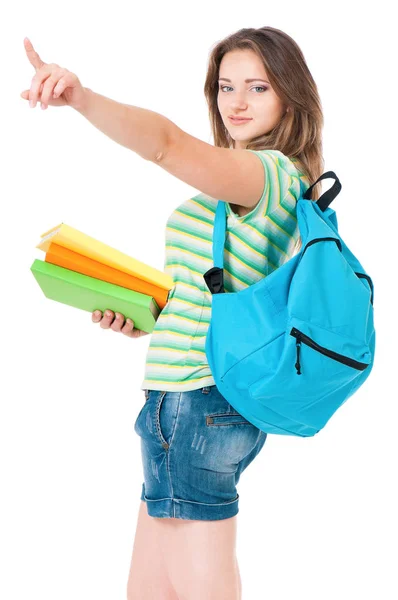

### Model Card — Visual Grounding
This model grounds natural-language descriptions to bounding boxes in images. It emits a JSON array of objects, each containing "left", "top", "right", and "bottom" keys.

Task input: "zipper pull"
[{"left": 295, "top": 334, "right": 302, "bottom": 375}]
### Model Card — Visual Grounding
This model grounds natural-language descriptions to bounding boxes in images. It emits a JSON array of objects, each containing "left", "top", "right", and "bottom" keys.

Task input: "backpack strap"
[{"left": 303, "top": 171, "right": 342, "bottom": 212}]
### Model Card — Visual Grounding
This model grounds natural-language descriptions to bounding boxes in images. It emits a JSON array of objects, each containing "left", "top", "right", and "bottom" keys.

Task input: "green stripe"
[
  {"left": 173, "top": 206, "right": 214, "bottom": 227},
  {"left": 167, "top": 222, "right": 212, "bottom": 244}
]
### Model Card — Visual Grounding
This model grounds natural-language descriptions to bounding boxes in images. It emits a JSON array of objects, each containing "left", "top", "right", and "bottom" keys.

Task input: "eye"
[{"left": 219, "top": 85, "right": 268, "bottom": 93}]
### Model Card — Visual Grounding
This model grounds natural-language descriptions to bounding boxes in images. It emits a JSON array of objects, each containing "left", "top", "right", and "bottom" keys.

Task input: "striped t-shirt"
[{"left": 140, "top": 149, "right": 310, "bottom": 392}]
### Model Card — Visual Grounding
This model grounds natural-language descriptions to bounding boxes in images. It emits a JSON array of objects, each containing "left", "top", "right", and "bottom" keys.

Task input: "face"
[{"left": 217, "top": 49, "right": 287, "bottom": 149}]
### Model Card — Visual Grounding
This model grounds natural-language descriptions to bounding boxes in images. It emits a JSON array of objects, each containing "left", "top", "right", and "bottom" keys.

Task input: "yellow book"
[{"left": 36, "top": 223, "right": 173, "bottom": 292}]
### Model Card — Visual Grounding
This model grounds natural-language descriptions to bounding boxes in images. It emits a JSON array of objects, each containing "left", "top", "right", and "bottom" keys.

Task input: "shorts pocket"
[
  {"left": 204, "top": 411, "right": 263, "bottom": 465},
  {"left": 133, "top": 390, "right": 154, "bottom": 436},
  {"left": 205, "top": 412, "right": 253, "bottom": 426},
  {"left": 155, "top": 391, "right": 171, "bottom": 449}
]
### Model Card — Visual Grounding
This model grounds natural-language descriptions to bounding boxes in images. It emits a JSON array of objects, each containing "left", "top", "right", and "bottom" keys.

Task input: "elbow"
[
  {"left": 154, "top": 149, "right": 166, "bottom": 162},
  {"left": 152, "top": 137, "right": 171, "bottom": 165},
  {"left": 151, "top": 119, "right": 182, "bottom": 165}
]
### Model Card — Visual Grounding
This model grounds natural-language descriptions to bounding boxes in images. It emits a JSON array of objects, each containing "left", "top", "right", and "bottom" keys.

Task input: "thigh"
[
  {"left": 159, "top": 511, "right": 241, "bottom": 600},
  {"left": 127, "top": 500, "right": 179, "bottom": 600}
]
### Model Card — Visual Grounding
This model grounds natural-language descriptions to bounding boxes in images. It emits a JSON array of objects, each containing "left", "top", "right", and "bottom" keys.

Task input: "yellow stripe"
[
  {"left": 143, "top": 374, "right": 214, "bottom": 385},
  {"left": 172, "top": 280, "right": 208, "bottom": 294},
  {"left": 169, "top": 299, "right": 211, "bottom": 312},
  {"left": 148, "top": 347, "right": 206, "bottom": 356},
  {"left": 165, "top": 263, "right": 207, "bottom": 281},
  {"left": 174, "top": 210, "right": 213, "bottom": 229},
  {"left": 146, "top": 362, "right": 207, "bottom": 370},
  {"left": 167, "top": 226, "right": 212, "bottom": 247},
  {"left": 152, "top": 329, "right": 193, "bottom": 339},
  {"left": 166, "top": 245, "right": 213, "bottom": 265},
  {"left": 159, "top": 313, "right": 205, "bottom": 326},
  {"left": 190, "top": 198, "right": 216, "bottom": 216},
  {"left": 224, "top": 247, "right": 265, "bottom": 278},
  {"left": 275, "top": 193, "right": 298, "bottom": 220},
  {"left": 265, "top": 215, "right": 294, "bottom": 256},
  {"left": 228, "top": 216, "right": 291, "bottom": 260},
  {"left": 166, "top": 296, "right": 203, "bottom": 309},
  {"left": 152, "top": 327, "right": 211, "bottom": 339},
  {"left": 147, "top": 346, "right": 190, "bottom": 355},
  {"left": 226, "top": 228, "right": 270, "bottom": 264}
]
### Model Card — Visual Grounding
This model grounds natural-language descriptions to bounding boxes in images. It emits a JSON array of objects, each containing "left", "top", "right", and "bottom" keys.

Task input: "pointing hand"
[{"left": 20, "top": 38, "right": 87, "bottom": 111}]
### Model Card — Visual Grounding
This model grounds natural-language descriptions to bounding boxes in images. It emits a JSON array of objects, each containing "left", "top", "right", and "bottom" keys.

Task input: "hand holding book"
[{"left": 92, "top": 309, "right": 149, "bottom": 338}]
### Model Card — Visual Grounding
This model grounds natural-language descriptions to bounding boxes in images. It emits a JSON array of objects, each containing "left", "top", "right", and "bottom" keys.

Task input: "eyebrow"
[{"left": 218, "top": 78, "right": 269, "bottom": 84}]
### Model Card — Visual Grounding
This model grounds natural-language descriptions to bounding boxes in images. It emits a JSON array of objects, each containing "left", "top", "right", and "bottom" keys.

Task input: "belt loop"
[
  {"left": 144, "top": 389, "right": 150, "bottom": 400},
  {"left": 202, "top": 386, "right": 210, "bottom": 394}
]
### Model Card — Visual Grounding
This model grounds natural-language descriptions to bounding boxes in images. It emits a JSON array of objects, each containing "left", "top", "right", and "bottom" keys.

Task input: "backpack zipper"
[{"left": 290, "top": 327, "right": 369, "bottom": 375}]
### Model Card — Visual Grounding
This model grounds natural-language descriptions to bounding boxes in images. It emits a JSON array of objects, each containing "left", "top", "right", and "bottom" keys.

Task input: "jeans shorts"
[{"left": 133, "top": 384, "right": 268, "bottom": 521}]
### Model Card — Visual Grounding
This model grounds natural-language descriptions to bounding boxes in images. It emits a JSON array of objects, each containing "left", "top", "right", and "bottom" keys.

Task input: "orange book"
[
  {"left": 45, "top": 242, "right": 170, "bottom": 310},
  {"left": 36, "top": 223, "right": 172, "bottom": 291}
]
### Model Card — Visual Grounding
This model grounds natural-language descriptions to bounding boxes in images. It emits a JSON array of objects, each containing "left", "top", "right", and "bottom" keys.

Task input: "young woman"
[{"left": 22, "top": 25, "right": 323, "bottom": 599}]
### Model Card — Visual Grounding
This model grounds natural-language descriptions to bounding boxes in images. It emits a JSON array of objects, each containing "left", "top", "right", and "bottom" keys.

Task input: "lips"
[
  {"left": 228, "top": 117, "right": 252, "bottom": 124},
  {"left": 229, "top": 117, "right": 251, "bottom": 121}
]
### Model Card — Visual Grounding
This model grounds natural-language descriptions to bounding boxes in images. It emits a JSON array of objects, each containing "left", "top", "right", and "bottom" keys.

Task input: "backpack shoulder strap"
[{"left": 303, "top": 171, "right": 342, "bottom": 212}]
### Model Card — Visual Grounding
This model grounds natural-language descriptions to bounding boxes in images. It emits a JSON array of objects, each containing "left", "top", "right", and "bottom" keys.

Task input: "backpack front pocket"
[
  {"left": 246, "top": 318, "right": 372, "bottom": 431},
  {"left": 290, "top": 327, "right": 370, "bottom": 375}
]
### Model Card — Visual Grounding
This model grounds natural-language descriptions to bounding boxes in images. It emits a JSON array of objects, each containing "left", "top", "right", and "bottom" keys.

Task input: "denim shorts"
[{"left": 133, "top": 384, "right": 268, "bottom": 521}]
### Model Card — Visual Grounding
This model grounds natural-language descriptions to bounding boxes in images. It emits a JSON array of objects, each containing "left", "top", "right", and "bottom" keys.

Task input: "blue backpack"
[{"left": 203, "top": 172, "right": 375, "bottom": 437}]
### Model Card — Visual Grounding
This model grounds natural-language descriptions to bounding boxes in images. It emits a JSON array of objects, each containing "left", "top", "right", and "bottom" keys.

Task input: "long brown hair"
[{"left": 204, "top": 26, "right": 324, "bottom": 204}]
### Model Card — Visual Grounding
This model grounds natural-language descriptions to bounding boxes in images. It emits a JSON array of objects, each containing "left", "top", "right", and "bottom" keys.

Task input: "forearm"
[{"left": 74, "top": 87, "right": 174, "bottom": 162}]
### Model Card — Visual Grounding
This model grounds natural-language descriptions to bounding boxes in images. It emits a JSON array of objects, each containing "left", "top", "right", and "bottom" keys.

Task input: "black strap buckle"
[{"left": 203, "top": 267, "right": 225, "bottom": 294}]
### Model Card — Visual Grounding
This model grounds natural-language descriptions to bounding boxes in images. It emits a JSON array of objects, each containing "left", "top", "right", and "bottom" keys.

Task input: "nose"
[
  {"left": 229, "top": 90, "right": 249, "bottom": 110},
  {"left": 231, "top": 99, "right": 249, "bottom": 111}
]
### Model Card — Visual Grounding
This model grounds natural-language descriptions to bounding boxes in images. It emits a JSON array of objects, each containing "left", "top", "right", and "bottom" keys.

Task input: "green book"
[{"left": 31, "top": 259, "right": 160, "bottom": 333}]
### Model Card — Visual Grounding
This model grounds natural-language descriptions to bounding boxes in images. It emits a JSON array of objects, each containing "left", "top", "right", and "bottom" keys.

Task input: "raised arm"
[
  {"left": 22, "top": 38, "right": 266, "bottom": 208},
  {"left": 74, "top": 88, "right": 175, "bottom": 163},
  {"left": 21, "top": 38, "right": 172, "bottom": 163}
]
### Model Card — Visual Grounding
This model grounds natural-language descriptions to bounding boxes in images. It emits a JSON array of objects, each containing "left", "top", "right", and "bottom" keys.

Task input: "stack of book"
[{"left": 30, "top": 223, "right": 174, "bottom": 333}]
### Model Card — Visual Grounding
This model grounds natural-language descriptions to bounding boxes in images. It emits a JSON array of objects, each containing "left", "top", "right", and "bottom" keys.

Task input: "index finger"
[{"left": 23, "top": 37, "right": 46, "bottom": 71}]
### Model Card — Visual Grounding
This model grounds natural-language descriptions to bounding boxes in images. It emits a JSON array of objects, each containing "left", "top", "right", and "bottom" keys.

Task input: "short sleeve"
[{"left": 246, "top": 149, "right": 304, "bottom": 219}]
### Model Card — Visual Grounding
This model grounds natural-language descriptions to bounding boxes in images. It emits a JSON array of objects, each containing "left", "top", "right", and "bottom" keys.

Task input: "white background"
[{"left": 2, "top": 1, "right": 396, "bottom": 599}]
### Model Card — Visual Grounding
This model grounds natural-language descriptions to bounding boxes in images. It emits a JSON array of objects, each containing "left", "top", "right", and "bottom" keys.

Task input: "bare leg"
[
  {"left": 158, "top": 513, "right": 242, "bottom": 600},
  {"left": 126, "top": 501, "right": 179, "bottom": 600}
]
